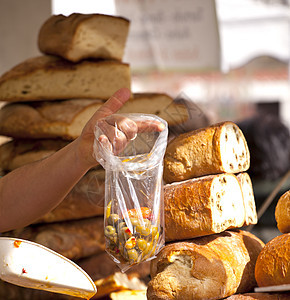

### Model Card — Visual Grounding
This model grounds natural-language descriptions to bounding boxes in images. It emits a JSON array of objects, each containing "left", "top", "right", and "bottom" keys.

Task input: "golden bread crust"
[{"left": 148, "top": 230, "right": 264, "bottom": 300}]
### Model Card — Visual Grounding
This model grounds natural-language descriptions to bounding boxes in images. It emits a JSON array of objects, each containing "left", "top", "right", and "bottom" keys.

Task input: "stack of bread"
[
  {"left": 0, "top": 13, "right": 189, "bottom": 299},
  {"left": 1, "top": 12, "right": 288, "bottom": 300},
  {"left": 222, "top": 189, "right": 290, "bottom": 300},
  {"left": 147, "top": 121, "right": 267, "bottom": 300}
]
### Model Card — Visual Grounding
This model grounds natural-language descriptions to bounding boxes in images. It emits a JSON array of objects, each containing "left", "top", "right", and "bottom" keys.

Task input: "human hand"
[
  {"left": 96, "top": 112, "right": 165, "bottom": 155},
  {"left": 75, "top": 88, "right": 165, "bottom": 169}
]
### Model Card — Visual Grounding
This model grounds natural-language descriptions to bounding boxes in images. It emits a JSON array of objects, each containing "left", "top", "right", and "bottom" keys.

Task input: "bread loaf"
[
  {"left": 164, "top": 173, "right": 246, "bottom": 241},
  {"left": 110, "top": 290, "right": 147, "bottom": 300},
  {"left": 0, "top": 139, "right": 70, "bottom": 171},
  {"left": 255, "top": 233, "right": 290, "bottom": 287},
  {"left": 93, "top": 272, "right": 146, "bottom": 299},
  {"left": 164, "top": 121, "right": 250, "bottom": 183},
  {"left": 236, "top": 172, "right": 258, "bottom": 226},
  {"left": 225, "top": 293, "right": 290, "bottom": 299},
  {"left": 2, "top": 217, "right": 105, "bottom": 260},
  {"left": 0, "top": 93, "right": 187, "bottom": 140},
  {"left": 147, "top": 230, "right": 264, "bottom": 300},
  {"left": 35, "top": 168, "right": 105, "bottom": 223},
  {"left": 118, "top": 93, "right": 189, "bottom": 126},
  {"left": 0, "top": 55, "right": 131, "bottom": 102},
  {"left": 38, "top": 13, "right": 130, "bottom": 63},
  {"left": 275, "top": 190, "right": 290, "bottom": 233}
]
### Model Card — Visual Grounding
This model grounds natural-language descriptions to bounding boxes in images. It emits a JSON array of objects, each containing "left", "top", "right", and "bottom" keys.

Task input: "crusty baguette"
[
  {"left": 1, "top": 217, "right": 105, "bottom": 260},
  {"left": 255, "top": 233, "right": 290, "bottom": 287},
  {"left": 0, "top": 93, "right": 187, "bottom": 140},
  {"left": 0, "top": 139, "right": 70, "bottom": 171},
  {"left": 225, "top": 293, "right": 290, "bottom": 299},
  {"left": 275, "top": 190, "right": 290, "bottom": 233},
  {"left": 147, "top": 230, "right": 264, "bottom": 300},
  {"left": 35, "top": 168, "right": 105, "bottom": 223},
  {"left": 236, "top": 172, "right": 258, "bottom": 226},
  {"left": 38, "top": 13, "right": 130, "bottom": 62},
  {"left": 164, "top": 121, "right": 250, "bottom": 183},
  {"left": 0, "top": 55, "right": 131, "bottom": 102},
  {"left": 164, "top": 173, "right": 246, "bottom": 241},
  {"left": 93, "top": 272, "right": 146, "bottom": 299}
]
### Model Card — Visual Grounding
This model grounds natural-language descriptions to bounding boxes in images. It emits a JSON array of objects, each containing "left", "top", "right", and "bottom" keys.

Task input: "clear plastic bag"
[{"left": 93, "top": 113, "right": 168, "bottom": 272}]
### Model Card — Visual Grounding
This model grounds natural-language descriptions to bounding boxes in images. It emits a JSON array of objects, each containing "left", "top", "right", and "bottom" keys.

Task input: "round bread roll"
[
  {"left": 255, "top": 233, "right": 290, "bottom": 287},
  {"left": 275, "top": 190, "right": 290, "bottom": 233}
]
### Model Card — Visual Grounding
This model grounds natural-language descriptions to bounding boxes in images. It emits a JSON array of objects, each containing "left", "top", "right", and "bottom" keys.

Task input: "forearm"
[
  {"left": 0, "top": 139, "right": 96, "bottom": 232},
  {"left": 0, "top": 88, "right": 131, "bottom": 232}
]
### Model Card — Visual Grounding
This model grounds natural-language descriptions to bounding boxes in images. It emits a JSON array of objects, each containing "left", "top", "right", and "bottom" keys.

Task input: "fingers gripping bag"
[{"left": 93, "top": 113, "right": 168, "bottom": 272}]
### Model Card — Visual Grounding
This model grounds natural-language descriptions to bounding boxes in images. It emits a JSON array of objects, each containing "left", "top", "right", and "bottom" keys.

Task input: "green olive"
[
  {"left": 142, "top": 241, "right": 153, "bottom": 257},
  {"left": 109, "top": 233, "right": 118, "bottom": 244},
  {"left": 137, "top": 238, "right": 147, "bottom": 251},
  {"left": 118, "top": 226, "right": 132, "bottom": 242},
  {"left": 117, "top": 221, "right": 126, "bottom": 232},
  {"left": 107, "top": 214, "right": 120, "bottom": 226},
  {"left": 105, "top": 225, "right": 116, "bottom": 237},
  {"left": 125, "top": 236, "right": 137, "bottom": 249},
  {"left": 127, "top": 249, "right": 138, "bottom": 261},
  {"left": 142, "top": 219, "right": 151, "bottom": 226},
  {"left": 130, "top": 217, "right": 139, "bottom": 227},
  {"left": 151, "top": 226, "right": 158, "bottom": 237},
  {"left": 136, "top": 224, "right": 151, "bottom": 236}
]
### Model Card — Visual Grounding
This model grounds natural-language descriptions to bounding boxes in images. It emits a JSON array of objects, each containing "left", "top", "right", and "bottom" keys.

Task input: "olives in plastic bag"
[{"left": 94, "top": 113, "right": 168, "bottom": 272}]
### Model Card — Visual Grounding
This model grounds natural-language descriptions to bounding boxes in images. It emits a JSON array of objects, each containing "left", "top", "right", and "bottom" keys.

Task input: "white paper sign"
[{"left": 115, "top": 0, "right": 221, "bottom": 72}]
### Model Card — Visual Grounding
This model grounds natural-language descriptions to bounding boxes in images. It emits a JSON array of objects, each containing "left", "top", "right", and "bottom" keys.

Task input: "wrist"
[{"left": 72, "top": 137, "right": 99, "bottom": 172}]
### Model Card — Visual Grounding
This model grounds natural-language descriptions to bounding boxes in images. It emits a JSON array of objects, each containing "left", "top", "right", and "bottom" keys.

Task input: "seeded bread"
[
  {"left": 0, "top": 93, "right": 187, "bottom": 140},
  {"left": 38, "top": 13, "right": 130, "bottom": 62},
  {"left": 237, "top": 172, "right": 258, "bottom": 226},
  {"left": 255, "top": 233, "right": 290, "bottom": 287},
  {"left": 147, "top": 230, "right": 264, "bottom": 300},
  {"left": 164, "top": 121, "right": 250, "bottom": 183},
  {"left": 0, "top": 55, "right": 131, "bottom": 102},
  {"left": 275, "top": 190, "right": 290, "bottom": 233},
  {"left": 164, "top": 173, "right": 247, "bottom": 241}
]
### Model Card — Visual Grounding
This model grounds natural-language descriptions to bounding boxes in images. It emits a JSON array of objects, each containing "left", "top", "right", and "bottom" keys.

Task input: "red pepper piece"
[{"left": 14, "top": 240, "right": 22, "bottom": 248}]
